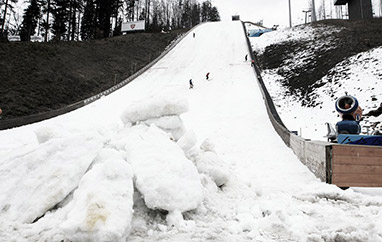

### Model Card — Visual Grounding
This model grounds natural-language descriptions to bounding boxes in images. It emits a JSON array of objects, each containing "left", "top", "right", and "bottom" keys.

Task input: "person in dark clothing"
[
  {"left": 193, "top": 33, "right": 195, "bottom": 38},
  {"left": 206, "top": 72, "right": 210, "bottom": 80},
  {"left": 189, "top": 79, "right": 194, "bottom": 89},
  {"left": 251, "top": 59, "right": 255, "bottom": 67},
  {"left": 245, "top": 54, "right": 248, "bottom": 61}
]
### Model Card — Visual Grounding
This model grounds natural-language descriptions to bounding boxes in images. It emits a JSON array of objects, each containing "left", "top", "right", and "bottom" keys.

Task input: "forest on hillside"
[{"left": 0, "top": 0, "right": 220, "bottom": 42}]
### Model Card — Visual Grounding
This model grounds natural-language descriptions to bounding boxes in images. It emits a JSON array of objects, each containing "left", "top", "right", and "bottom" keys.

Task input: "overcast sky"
[
  {"left": 212, "top": 0, "right": 382, "bottom": 28},
  {"left": 213, "top": 0, "right": 325, "bottom": 27},
  {"left": 10, "top": 0, "right": 382, "bottom": 30}
]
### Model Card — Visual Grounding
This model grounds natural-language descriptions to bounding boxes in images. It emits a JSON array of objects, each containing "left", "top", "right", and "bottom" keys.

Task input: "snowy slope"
[
  {"left": 1, "top": 22, "right": 382, "bottom": 241},
  {"left": 250, "top": 25, "right": 382, "bottom": 140}
]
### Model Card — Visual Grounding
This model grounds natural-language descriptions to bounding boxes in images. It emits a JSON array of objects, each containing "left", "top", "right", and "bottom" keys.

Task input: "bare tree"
[{"left": 1, "top": 0, "right": 18, "bottom": 38}]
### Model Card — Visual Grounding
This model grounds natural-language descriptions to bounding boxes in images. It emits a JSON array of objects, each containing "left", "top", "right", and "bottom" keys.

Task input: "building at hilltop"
[{"left": 334, "top": 0, "right": 373, "bottom": 20}]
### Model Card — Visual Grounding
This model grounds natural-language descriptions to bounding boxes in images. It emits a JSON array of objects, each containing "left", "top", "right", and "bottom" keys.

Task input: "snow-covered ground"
[
  {"left": 1, "top": 21, "right": 382, "bottom": 241},
  {"left": 250, "top": 24, "right": 382, "bottom": 140}
]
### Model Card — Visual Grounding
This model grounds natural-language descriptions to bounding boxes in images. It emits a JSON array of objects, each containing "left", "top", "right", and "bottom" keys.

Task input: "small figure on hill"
[
  {"left": 245, "top": 54, "right": 248, "bottom": 61},
  {"left": 206, "top": 72, "right": 210, "bottom": 80},
  {"left": 251, "top": 59, "right": 255, "bottom": 67},
  {"left": 189, "top": 79, "right": 194, "bottom": 89},
  {"left": 193, "top": 33, "right": 195, "bottom": 38}
]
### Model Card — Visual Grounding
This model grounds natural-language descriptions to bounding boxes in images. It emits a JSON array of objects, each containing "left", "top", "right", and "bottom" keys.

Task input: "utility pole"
[
  {"left": 288, "top": 0, "right": 292, "bottom": 27},
  {"left": 311, "top": 0, "right": 317, "bottom": 21},
  {"left": 322, "top": 0, "right": 326, "bottom": 19}
]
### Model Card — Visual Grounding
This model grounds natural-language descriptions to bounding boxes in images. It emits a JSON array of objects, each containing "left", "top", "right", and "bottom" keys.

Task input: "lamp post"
[{"left": 311, "top": 0, "right": 317, "bottom": 21}]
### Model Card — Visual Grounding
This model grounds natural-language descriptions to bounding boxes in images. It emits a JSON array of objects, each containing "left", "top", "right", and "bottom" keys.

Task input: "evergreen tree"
[
  {"left": 209, "top": 6, "right": 219, "bottom": 21},
  {"left": 52, "top": 0, "right": 69, "bottom": 40},
  {"left": 81, "top": 0, "right": 96, "bottom": 40},
  {"left": 181, "top": 0, "right": 191, "bottom": 28},
  {"left": 20, "top": 0, "right": 41, "bottom": 41},
  {"left": 112, "top": 15, "right": 122, "bottom": 35},
  {"left": 111, "top": 0, "right": 123, "bottom": 36},
  {"left": 191, "top": 2, "right": 200, "bottom": 27},
  {"left": 124, "top": 0, "right": 135, "bottom": 21},
  {"left": 201, "top": 1, "right": 209, "bottom": 22},
  {"left": 200, "top": 1, "right": 219, "bottom": 22},
  {"left": 97, "top": 0, "right": 112, "bottom": 38},
  {"left": 40, "top": 0, "right": 53, "bottom": 42},
  {"left": 67, "top": 0, "right": 84, "bottom": 41}
]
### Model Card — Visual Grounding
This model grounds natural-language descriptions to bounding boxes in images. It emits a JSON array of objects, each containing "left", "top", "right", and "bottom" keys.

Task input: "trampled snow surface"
[{"left": 1, "top": 22, "right": 382, "bottom": 241}]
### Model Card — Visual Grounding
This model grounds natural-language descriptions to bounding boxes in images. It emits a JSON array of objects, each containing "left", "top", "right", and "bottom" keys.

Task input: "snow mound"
[
  {"left": 177, "top": 130, "right": 198, "bottom": 156},
  {"left": 61, "top": 158, "right": 134, "bottom": 242},
  {"left": 34, "top": 125, "right": 69, "bottom": 144},
  {"left": 180, "top": 136, "right": 230, "bottom": 187},
  {"left": 122, "top": 125, "right": 203, "bottom": 215},
  {"left": 120, "top": 95, "right": 189, "bottom": 125},
  {"left": 0, "top": 135, "right": 102, "bottom": 223},
  {"left": 142, "top": 115, "right": 186, "bottom": 140}
]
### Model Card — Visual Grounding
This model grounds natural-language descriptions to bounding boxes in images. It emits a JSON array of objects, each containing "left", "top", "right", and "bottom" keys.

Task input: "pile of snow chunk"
[
  {"left": 0, "top": 94, "right": 231, "bottom": 241},
  {"left": 120, "top": 94, "right": 188, "bottom": 140},
  {"left": 178, "top": 132, "right": 230, "bottom": 187},
  {"left": 118, "top": 124, "right": 203, "bottom": 227},
  {"left": 0, "top": 133, "right": 102, "bottom": 224},
  {"left": 117, "top": 95, "right": 230, "bottom": 228},
  {"left": 61, "top": 151, "right": 134, "bottom": 242}
]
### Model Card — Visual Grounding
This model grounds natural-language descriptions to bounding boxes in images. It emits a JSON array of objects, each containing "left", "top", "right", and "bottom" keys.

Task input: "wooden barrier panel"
[
  {"left": 304, "top": 141, "right": 329, "bottom": 182},
  {"left": 331, "top": 144, "right": 382, "bottom": 187},
  {"left": 289, "top": 136, "right": 329, "bottom": 182},
  {"left": 290, "top": 134, "right": 306, "bottom": 162}
]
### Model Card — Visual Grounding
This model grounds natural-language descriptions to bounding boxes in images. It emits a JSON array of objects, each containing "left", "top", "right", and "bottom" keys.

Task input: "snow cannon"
[{"left": 335, "top": 95, "right": 362, "bottom": 121}]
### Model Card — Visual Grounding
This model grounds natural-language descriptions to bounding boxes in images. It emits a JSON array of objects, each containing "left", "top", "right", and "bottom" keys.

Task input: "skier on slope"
[
  {"left": 189, "top": 79, "right": 194, "bottom": 89},
  {"left": 206, "top": 72, "right": 210, "bottom": 80}
]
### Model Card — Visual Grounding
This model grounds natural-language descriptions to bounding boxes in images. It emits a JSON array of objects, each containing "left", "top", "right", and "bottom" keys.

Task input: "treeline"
[{"left": 0, "top": 0, "right": 220, "bottom": 41}]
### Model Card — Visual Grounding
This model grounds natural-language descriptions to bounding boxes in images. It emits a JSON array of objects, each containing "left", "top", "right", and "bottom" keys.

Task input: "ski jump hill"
[
  {"left": 1, "top": 20, "right": 381, "bottom": 189},
  {"left": 1, "top": 21, "right": 382, "bottom": 241}
]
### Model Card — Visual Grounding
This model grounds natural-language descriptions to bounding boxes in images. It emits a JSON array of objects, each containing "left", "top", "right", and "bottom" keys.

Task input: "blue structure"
[
  {"left": 337, "top": 134, "right": 382, "bottom": 146},
  {"left": 336, "top": 120, "right": 361, "bottom": 134},
  {"left": 245, "top": 21, "right": 277, "bottom": 38},
  {"left": 248, "top": 28, "right": 273, "bottom": 37}
]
